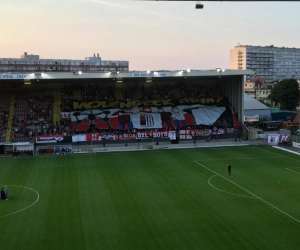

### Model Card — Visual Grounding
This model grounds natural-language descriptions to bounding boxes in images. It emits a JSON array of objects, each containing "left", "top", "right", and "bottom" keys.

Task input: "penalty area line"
[
  {"left": 193, "top": 160, "right": 300, "bottom": 224},
  {"left": 286, "top": 167, "right": 300, "bottom": 175}
]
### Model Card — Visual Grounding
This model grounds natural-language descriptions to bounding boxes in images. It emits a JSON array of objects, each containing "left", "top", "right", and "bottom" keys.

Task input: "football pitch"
[{"left": 0, "top": 145, "right": 300, "bottom": 250}]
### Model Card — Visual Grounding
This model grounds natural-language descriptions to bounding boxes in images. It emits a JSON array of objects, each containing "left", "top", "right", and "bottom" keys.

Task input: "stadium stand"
[
  {"left": 0, "top": 76, "right": 243, "bottom": 147},
  {"left": 0, "top": 93, "right": 11, "bottom": 142}
]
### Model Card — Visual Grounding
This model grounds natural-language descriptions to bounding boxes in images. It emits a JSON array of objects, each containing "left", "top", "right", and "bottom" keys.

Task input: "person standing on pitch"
[
  {"left": 227, "top": 164, "right": 232, "bottom": 175},
  {"left": 1, "top": 187, "right": 6, "bottom": 200},
  {"left": 4, "top": 186, "right": 8, "bottom": 200}
]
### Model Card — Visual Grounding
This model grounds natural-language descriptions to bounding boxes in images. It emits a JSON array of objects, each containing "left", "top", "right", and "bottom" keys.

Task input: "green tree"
[{"left": 269, "top": 79, "right": 300, "bottom": 110}]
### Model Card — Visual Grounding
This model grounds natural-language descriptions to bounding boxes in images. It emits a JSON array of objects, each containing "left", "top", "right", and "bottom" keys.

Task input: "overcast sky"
[{"left": 1, "top": 0, "right": 299, "bottom": 71}]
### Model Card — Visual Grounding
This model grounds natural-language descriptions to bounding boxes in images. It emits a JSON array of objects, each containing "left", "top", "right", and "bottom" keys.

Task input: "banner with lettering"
[
  {"left": 0, "top": 73, "right": 33, "bottom": 80},
  {"left": 179, "top": 128, "right": 226, "bottom": 139},
  {"left": 72, "top": 97, "right": 227, "bottom": 110},
  {"left": 72, "top": 132, "right": 136, "bottom": 142},
  {"left": 279, "top": 135, "right": 291, "bottom": 143},
  {"left": 70, "top": 97, "right": 234, "bottom": 132},
  {"left": 36, "top": 135, "right": 64, "bottom": 143},
  {"left": 267, "top": 134, "right": 280, "bottom": 146},
  {"left": 70, "top": 129, "right": 232, "bottom": 142},
  {"left": 136, "top": 131, "right": 169, "bottom": 139}
]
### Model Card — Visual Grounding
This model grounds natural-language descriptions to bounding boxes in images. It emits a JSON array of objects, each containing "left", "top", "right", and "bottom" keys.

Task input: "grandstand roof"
[
  {"left": 244, "top": 93, "right": 270, "bottom": 110},
  {"left": 0, "top": 69, "right": 254, "bottom": 82}
]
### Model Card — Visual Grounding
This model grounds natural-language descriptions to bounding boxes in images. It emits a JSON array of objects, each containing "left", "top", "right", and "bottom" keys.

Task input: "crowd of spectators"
[
  {"left": 123, "top": 88, "right": 135, "bottom": 102},
  {"left": 80, "top": 83, "right": 116, "bottom": 102},
  {"left": 0, "top": 94, "right": 11, "bottom": 142},
  {"left": 176, "top": 82, "right": 223, "bottom": 99},
  {"left": 0, "top": 81, "right": 230, "bottom": 143},
  {"left": 140, "top": 84, "right": 175, "bottom": 101},
  {"left": 12, "top": 93, "right": 54, "bottom": 142}
]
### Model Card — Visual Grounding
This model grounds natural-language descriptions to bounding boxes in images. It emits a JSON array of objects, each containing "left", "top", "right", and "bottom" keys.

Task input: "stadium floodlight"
[
  {"left": 216, "top": 68, "right": 225, "bottom": 73},
  {"left": 147, "top": 70, "right": 150, "bottom": 74},
  {"left": 216, "top": 68, "right": 225, "bottom": 78},
  {"left": 187, "top": 69, "right": 191, "bottom": 73}
]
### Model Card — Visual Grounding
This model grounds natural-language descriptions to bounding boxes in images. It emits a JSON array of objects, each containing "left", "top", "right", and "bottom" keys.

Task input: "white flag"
[{"left": 130, "top": 112, "right": 162, "bottom": 129}]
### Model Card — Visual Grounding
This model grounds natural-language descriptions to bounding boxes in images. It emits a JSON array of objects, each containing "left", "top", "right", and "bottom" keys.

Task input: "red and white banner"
[
  {"left": 72, "top": 133, "right": 136, "bottom": 142},
  {"left": 268, "top": 134, "right": 290, "bottom": 145},
  {"left": 268, "top": 134, "right": 280, "bottom": 146},
  {"left": 279, "top": 135, "right": 291, "bottom": 143},
  {"left": 71, "top": 103, "right": 232, "bottom": 132},
  {"left": 72, "top": 134, "right": 102, "bottom": 142},
  {"left": 180, "top": 130, "right": 194, "bottom": 140},
  {"left": 36, "top": 135, "right": 64, "bottom": 143},
  {"left": 114, "top": 133, "right": 136, "bottom": 140},
  {"left": 71, "top": 129, "right": 230, "bottom": 142}
]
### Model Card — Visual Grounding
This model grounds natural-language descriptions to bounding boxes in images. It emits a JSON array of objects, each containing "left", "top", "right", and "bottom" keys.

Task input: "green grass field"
[{"left": 1, "top": 145, "right": 300, "bottom": 250}]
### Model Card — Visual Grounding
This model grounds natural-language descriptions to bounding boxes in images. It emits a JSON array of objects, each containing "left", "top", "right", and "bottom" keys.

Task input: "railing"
[
  {"left": 291, "top": 135, "right": 300, "bottom": 143},
  {"left": 241, "top": 123, "right": 249, "bottom": 140}
]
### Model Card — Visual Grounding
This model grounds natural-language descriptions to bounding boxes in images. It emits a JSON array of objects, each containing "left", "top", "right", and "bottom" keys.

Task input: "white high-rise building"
[{"left": 230, "top": 45, "right": 300, "bottom": 82}]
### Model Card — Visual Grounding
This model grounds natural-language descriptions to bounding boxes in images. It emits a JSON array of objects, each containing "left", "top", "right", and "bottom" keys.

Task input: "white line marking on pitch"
[
  {"left": 0, "top": 185, "right": 40, "bottom": 218},
  {"left": 194, "top": 156, "right": 283, "bottom": 162},
  {"left": 285, "top": 167, "right": 300, "bottom": 175},
  {"left": 208, "top": 175, "right": 258, "bottom": 199},
  {"left": 194, "top": 160, "right": 300, "bottom": 224},
  {"left": 254, "top": 146, "right": 300, "bottom": 163}
]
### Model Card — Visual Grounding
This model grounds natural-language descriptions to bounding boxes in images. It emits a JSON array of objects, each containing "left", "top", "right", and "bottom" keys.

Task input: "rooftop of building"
[
  {"left": 234, "top": 45, "right": 300, "bottom": 50},
  {"left": 1, "top": 52, "right": 129, "bottom": 63},
  {"left": 244, "top": 93, "right": 270, "bottom": 110}
]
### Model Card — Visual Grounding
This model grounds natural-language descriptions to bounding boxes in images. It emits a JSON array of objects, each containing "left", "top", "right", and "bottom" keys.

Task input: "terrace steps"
[
  {"left": 53, "top": 90, "right": 61, "bottom": 125},
  {"left": 73, "top": 90, "right": 81, "bottom": 101},
  {"left": 114, "top": 89, "right": 123, "bottom": 101}
]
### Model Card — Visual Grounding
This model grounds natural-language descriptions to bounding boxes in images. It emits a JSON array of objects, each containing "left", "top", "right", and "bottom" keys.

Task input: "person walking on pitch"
[{"left": 227, "top": 164, "right": 232, "bottom": 175}]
